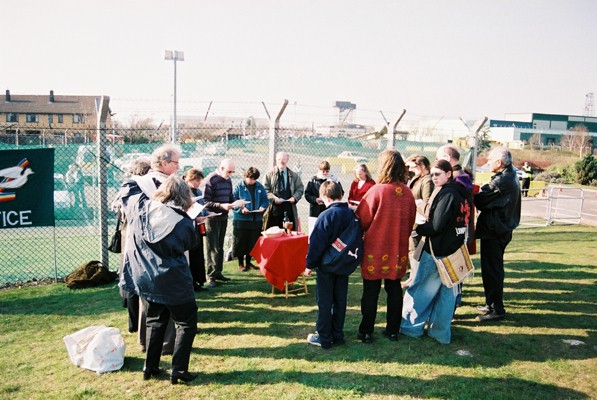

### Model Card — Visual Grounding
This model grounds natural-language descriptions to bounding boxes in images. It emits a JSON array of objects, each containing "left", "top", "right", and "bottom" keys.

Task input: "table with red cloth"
[{"left": 250, "top": 233, "right": 309, "bottom": 292}]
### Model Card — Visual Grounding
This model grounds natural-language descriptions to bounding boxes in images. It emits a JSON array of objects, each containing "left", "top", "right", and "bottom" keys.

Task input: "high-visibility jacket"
[{"left": 522, "top": 165, "right": 532, "bottom": 179}]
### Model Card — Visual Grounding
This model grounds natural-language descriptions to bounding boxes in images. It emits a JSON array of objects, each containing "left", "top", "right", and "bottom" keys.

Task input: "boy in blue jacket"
[{"left": 305, "top": 181, "right": 359, "bottom": 349}]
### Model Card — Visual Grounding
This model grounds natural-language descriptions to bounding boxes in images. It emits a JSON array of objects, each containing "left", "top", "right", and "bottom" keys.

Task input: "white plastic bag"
[{"left": 63, "top": 325, "right": 125, "bottom": 374}]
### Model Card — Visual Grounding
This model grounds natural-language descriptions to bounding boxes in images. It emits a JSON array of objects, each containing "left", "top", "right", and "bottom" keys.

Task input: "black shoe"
[
  {"left": 193, "top": 282, "right": 202, "bottom": 292},
  {"left": 161, "top": 348, "right": 174, "bottom": 356},
  {"left": 382, "top": 329, "right": 398, "bottom": 341},
  {"left": 215, "top": 275, "right": 231, "bottom": 282},
  {"left": 477, "top": 311, "right": 506, "bottom": 322},
  {"left": 170, "top": 370, "right": 199, "bottom": 385},
  {"left": 247, "top": 262, "right": 260, "bottom": 270},
  {"left": 357, "top": 332, "right": 372, "bottom": 344},
  {"left": 476, "top": 305, "right": 493, "bottom": 314},
  {"left": 143, "top": 367, "right": 165, "bottom": 380},
  {"left": 333, "top": 338, "right": 346, "bottom": 346}
]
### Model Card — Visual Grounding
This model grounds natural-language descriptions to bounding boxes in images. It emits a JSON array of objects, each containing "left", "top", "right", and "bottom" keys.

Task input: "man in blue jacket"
[{"left": 474, "top": 147, "right": 521, "bottom": 322}]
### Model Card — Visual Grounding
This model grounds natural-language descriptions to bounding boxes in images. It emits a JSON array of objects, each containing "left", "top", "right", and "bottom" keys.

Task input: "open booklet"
[{"left": 232, "top": 199, "right": 251, "bottom": 208}]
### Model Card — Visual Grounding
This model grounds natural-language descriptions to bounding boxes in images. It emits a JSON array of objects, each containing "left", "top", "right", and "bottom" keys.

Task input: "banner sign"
[{"left": 0, "top": 148, "right": 55, "bottom": 228}]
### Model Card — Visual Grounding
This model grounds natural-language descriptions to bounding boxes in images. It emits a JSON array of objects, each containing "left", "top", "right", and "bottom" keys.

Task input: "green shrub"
[{"left": 575, "top": 154, "right": 597, "bottom": 186}]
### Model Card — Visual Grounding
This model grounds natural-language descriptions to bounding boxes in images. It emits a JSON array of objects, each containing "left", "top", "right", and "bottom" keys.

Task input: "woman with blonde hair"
[
  {"left": 120, "top": 175, "right": 199, "bottom": 384},
  {"left": 355, "top": 150, "right": 416, "bottom": 343}
]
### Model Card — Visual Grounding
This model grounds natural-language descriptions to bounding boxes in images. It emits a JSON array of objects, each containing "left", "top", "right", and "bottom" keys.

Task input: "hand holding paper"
[{"left": 186, "top": 202, "right": 205, "bottom": 219}]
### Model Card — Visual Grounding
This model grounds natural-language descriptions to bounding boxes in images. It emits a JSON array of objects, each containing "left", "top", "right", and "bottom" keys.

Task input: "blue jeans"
[{"left": 400, "top": 250, "right": 456, "bottom": 344}]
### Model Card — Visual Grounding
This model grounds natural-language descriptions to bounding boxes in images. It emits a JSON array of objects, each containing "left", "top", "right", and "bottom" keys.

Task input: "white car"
[
  {"left": 113, "top": 152, "right": 151, "bottom": 173},
  {"left": 204, "top": 143, "right": 226, "bottom": 156},
  {"left": 54, "top": 173, "right": 73, "bottom": 219},
  {"left": 337, "top": 151, "right": 368, "bottom": 163}
]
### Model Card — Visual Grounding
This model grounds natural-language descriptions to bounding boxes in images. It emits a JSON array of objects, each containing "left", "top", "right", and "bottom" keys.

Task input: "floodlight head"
[
  {"left": 164, "top": 50, "right": 173, "bottom": 60},
  {"left": 174, "top": 51, "right": 184, "bottom": 61}
]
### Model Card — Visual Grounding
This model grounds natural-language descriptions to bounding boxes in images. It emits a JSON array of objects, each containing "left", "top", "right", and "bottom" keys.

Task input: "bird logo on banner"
[{"left": 0, "top": 159, "right": 34, "bottom": 202}]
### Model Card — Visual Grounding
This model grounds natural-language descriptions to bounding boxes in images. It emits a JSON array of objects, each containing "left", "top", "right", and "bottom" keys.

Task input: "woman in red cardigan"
[
  {"left": 355, "top": 150, "right": 416, "bottom": 343},
  {"left": 348, "top": 163, "right": 376, "bottom": 210}
]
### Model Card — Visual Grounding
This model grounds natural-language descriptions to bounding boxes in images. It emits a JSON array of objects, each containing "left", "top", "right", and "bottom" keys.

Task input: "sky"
[{"left": 2, "top": 0, "right": 597, "bottom": 128}]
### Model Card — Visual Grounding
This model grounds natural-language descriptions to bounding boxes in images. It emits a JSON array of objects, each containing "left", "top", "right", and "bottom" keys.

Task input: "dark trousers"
[
  {"left": 122, "top": 289, "right": 139, "bottom": 332},
  {"left": 140, "top": 297, "right": 176, "bottom": 352},
  {"left": 206, "top": 219, "right": 228, "bottom": 280},
  {"left": 359, "top": 278, "right": 403, "bottom": 335},
  {"left": 189, "top": 236, "right": 206, "bottom": 285},
  {"left": 266, "top": 205, "right": 295, "bottom": 230},
  {"left": 522, "top": 178, "right": 531, "bottom": 197},
  {"left": 144, "top": 299, "right": 198, "bottom": 373},
  {"left": 315, "top": 270, "right": 349, "bottom": 346},
  {"left": 480, "top": 234, "right": 512, "bottom": 314}
]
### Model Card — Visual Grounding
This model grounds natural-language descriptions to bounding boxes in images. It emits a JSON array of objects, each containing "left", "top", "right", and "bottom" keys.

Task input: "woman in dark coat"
[{"left": 120, "top": 176, "right": 199, "bottom": 384}]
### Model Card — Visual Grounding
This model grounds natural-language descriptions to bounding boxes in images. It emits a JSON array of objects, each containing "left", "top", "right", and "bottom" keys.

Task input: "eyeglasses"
[
  {"left": 169, "top": 160, "right": 180, "bottom": 165},
  {"left": 430, "top": 172, "right": 444, "bottom": 177},
  {"left": 227, "top": 170, "right": 235, "bottom": 174}
]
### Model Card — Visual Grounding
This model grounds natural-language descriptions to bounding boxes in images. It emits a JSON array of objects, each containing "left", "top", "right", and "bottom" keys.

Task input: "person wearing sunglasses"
[
  {"left": 203, "top": 158, "right": 236, "bottom": 287},
  {"left": 401, "top": 159, "right": 470, "bottom": 344}
]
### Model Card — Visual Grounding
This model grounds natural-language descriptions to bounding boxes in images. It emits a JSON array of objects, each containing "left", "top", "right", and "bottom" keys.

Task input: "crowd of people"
[{"left": 114, "top": 142, "right": 521, "bottom": 382}]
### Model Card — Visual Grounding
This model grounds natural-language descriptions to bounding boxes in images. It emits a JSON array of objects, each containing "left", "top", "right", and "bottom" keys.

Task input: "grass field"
[{"left": 1, "top": 224, "right": 596, "bottom": 399}]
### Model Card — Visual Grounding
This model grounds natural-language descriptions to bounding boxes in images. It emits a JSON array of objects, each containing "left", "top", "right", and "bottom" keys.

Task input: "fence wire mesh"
[{"left": 1, "top": 125, "right": 446, "bottom": 287}]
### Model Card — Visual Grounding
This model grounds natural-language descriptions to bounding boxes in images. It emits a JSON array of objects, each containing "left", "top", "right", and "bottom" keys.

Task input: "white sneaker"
[{"left": 307, "top": 333, "right": 322, "bottom": 347}]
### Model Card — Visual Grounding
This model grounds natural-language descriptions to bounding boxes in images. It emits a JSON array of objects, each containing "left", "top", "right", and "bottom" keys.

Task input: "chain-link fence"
[{"left": 0, "top": 125, "right": 446, "bottom": 287}]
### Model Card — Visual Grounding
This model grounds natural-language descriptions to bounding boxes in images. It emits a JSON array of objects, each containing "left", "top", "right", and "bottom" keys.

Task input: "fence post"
[
  {"left": 96, "top": 96, "right": 110, "bottom": 268},
  {"left": 267, "top": 100, "right": 289, "bottom": 167},
  {"left": 388, "top": 109, "right": 407, "bottom": 149}
]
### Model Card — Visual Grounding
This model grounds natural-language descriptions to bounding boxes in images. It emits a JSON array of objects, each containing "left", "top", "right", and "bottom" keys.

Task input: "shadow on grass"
[{"left": 118, "top": 356, "right": 588, "bottom": 399}]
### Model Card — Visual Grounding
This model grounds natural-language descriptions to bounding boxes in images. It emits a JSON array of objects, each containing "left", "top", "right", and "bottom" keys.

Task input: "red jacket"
[
  {"left": 356, "top": 182, "right": 416, "bottom": 280},
  {"left": 348, "top": 178, "right": 376, "bottom": 203}
]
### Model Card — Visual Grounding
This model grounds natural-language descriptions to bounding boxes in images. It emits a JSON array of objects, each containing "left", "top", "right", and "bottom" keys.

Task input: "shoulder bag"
[
  {"left": 429, "top": 238, "right": 474, "bottom": 288},
  {"left": 107, "top": 212, "right": 122, "bottom": 253}
]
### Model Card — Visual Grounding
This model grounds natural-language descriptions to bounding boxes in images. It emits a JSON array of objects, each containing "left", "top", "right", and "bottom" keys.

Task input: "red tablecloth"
[{"left": 250, "top": 234, "right": 308, "bottom": 291}]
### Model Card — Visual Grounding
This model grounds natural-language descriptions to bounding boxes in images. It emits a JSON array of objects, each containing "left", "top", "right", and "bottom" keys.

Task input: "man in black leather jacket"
[{"left": 474, "top": 147, "right": 521, "bottom": 322}]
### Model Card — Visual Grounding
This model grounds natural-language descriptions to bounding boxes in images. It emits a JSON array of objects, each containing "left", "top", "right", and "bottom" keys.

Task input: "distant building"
[
  {"left": 315, "top": 124, "right": 370, "bottom": 137},
  {"left": 0, "top": 90, "right": 111, "bottom": 145},
  {"left": 489, "top": 113, "right": 597, "bottom": 149}
]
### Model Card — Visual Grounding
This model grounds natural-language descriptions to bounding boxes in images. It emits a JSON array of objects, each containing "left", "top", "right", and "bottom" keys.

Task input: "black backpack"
[{"left": 320, "top": 217, "right": 364, "bottom": 275}]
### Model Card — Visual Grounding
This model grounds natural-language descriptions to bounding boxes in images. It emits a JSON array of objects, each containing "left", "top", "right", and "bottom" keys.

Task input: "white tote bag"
[{"left": 63, "top": 325, "right": 125, "bottom": 374}]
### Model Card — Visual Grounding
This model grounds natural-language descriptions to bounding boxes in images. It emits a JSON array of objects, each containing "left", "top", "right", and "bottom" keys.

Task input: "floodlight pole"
[{"left": 165, "top": 50, "right": 184, "bottom": 143}]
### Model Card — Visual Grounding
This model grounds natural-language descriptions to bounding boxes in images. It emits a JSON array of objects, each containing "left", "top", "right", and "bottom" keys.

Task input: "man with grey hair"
[
  {"left": 474, "top": 146, "right": 521, "bottom": 322},
  {"left": 263, "top": 151, "right": 304, "bottom": 230},
  {"left": 203, "top": 158, "right": 235, "bottom": 287},
  {"left": 149, "top": 143, "right": 181, "bottom": 181}
]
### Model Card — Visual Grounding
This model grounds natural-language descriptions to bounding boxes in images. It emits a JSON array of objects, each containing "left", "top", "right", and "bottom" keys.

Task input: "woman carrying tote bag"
[{"left": 400, "top": 159, "right": 470, "bottom": 344}]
